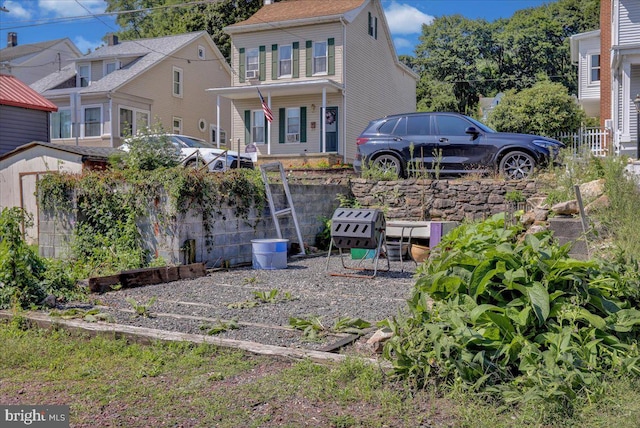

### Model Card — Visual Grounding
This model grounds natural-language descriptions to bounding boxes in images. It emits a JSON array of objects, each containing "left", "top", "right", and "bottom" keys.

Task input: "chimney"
[
  {"left": 107, "top": 34, "right": 119, "bottom": 46},
  {"left": 7, "top": 32, "right": 17, "bottom": 48}
]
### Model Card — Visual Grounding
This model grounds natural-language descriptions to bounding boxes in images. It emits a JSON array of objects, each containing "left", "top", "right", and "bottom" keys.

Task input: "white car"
[{"left": 121, "top": 134, "right": 255, "bottom": 171}]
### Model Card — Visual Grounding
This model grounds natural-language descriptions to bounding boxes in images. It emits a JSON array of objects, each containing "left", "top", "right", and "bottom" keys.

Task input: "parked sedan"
[
  {"left": 353, "top": 112, "right": 564, "bottom": 180},
  {"left": 122, "top": 134, "right": 254, "bottom": 171}
]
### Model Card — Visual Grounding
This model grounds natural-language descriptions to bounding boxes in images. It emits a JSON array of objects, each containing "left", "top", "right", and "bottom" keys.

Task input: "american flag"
[{"left": 257, "top": 88, "right": 273, "bottom": 123}]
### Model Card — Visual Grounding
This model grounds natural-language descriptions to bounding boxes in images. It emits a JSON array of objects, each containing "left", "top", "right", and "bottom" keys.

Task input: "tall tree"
[{"left": 104, "top": 0, "right": 265, "bottom": 61}]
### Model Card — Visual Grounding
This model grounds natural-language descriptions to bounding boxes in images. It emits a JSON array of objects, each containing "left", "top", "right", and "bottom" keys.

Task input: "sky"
[{"left": 0, "top": 0, "right": 550, "bottom": 56}]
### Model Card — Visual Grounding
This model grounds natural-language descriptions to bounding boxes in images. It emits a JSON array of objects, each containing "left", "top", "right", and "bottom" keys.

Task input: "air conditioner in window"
[
  {"left": 286, "top": 133, "right": 300, "bottom": 143},
  {"left": 245, "top": 70, "right": 258, "bottom": 79}
]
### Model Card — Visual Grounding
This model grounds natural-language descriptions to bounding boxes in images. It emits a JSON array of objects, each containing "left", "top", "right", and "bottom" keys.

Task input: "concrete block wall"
[{"left": 39, "top": 182, "right": 349, "bottom": 268}]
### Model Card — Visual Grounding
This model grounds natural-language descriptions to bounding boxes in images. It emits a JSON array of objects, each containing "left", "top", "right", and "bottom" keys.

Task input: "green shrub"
[{"left": 383, "top": 214, "right": 640, "bottom": 409}]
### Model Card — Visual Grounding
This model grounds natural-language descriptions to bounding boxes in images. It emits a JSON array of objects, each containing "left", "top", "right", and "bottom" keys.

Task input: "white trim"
[
  {"left": 172, "top": 66, "right": 183, "bottom": 98},
  {"left": 587, "top": 52, "right": 601, "bottom": 86},
  {"left": 118, "top": 106, "right": 150, "bottom": 137},
  {"left": 104, "top": 60, "right": 119, "bottom": 76},
  {"left": 278, "top": 44, "right": 292, "bottom": 78},
  {"left": 81, "top": 104, "right": 102, "bottom": 138},
  {"left": 251, "top": 109, "right": 266, "bottom": 145},
  {"left": 312, "top": 40, "right": 328, "bottom": 75},
  {"left": 172, "top": 116, "right": 183, "bottom": 134},
  {"left": 77, "top": 63, "right": 90, "bottom": 87}
]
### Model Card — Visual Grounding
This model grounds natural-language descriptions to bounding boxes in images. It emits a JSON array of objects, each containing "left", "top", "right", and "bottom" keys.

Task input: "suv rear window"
[{"left": 378, "top": 118, "right": 399, "bottom": 134}]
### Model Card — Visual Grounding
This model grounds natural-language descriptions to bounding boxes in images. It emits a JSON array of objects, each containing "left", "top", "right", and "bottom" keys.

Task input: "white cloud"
[
  {"left": 38, "top": 0, "right": 105, "bottom": 18},
  {"left": 384, "top": 1, "right": 434, "bottom": 35},
  {"left": 74, "top": 35, "right": 102, "bottom": 54},
  {"left": 393, "top": 37, "right": 413, "bottom": 50},
  {"left": 4, "top": 0, "right": 32, "bottom": 19}
]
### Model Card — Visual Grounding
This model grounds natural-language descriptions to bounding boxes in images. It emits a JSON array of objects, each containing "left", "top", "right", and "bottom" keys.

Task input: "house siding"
[
  {"left": 231, "top": 22, "right": 344, "bottom": 85},
  {"left": 0, "top": 105, "right": 50, "bottom": 154},
  {"left": 618, "top": 1, "right": 640, "bottom": 45},
  {"left": 578, "top": 37, "right": 601, "bottom": 100},
  {"left": 343, "top": 0, "right": 416, "bottom": 161}
]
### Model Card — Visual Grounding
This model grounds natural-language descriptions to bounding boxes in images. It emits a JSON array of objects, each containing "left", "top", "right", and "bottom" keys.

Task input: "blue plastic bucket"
[{"left": 251, "top": 239, "right": 288, "bottom": 269}]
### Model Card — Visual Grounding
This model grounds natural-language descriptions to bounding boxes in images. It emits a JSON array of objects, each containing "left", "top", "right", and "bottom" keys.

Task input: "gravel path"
[{"left": 85, "top": 254, "right": 419, "bottom": 352}]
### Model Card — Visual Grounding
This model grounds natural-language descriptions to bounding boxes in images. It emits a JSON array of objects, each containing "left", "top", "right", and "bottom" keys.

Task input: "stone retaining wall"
[{"left": 350, "top": 178, "right": 542, "bottom": 221}]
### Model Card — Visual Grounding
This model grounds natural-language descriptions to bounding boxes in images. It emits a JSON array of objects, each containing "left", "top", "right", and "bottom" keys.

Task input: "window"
[
  {"left": 83, "top": 106, "right": 101, "bottom": 137},
  {"left": 78, "top": 64, "right": 90, "bottom": 87},
  {"left": 246, "top": 48, "right": 259, "bottom": 79},
  {"left": 211, "top": 125, "right": 227, "bottom": 146},
  {"left": 173, "top": 66, "right": 183, "bottom": 97},
  {"left": 589, "top": 54, "right": 600, "bottom": 83},
  {"left": 119, "top": 107, "right": 150, "bottom": 137},
  {"left": 407, "top": 115, "right": 431, "bottom": 135},
  {"left": 285, "top": 108, "right": 300, "bottom": 143},
  {"left": 51, "top": 109, "right": 71, "bottom": 139},
  {"left": 435, "top": 115, "right": 469, "bottom": 136},
  {"left": 279, "top": 45, "right": 292, "bottom": 77},
  {"left": 173, "top": 117, "right": 182, "bottom": 134},
  {"left": 104, "top": 61, "right": 118, "bottom": 76},
  {"left": 197, "top": 45, "right": 205, "bottom": 59},
  {"left": 252, "top": 111, "right": 265, "bottom": 144},
  {"left": 313, "top": 41, "right": 327, "bottom": 75}
]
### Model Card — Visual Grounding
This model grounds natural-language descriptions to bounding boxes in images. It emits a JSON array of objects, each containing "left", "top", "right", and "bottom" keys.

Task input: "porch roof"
[{"left": 206, "top": 79, "right": 343, "bottom": 100}]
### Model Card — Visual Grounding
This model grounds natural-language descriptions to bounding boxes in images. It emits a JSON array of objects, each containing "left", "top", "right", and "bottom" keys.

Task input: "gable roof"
[
  {"left": 0, "top": 141, "right": 116, "bottom": 162},
  {"left": 0, "top": 38, "right": 81, "bottom": 61},
  {"left": 0, "top": 74, "right": 58, "bottom": 111},
  {"left": 31, "top": 31, "right": 229, "bottom": 95},
  {"left": 226, "top": 0, "right": 367, "bottom": 32}
]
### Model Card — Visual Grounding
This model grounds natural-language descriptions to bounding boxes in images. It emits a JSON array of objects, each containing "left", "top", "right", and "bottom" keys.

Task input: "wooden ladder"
[{"left": 259, "top": 162, "right": 306, "bottom": 256}]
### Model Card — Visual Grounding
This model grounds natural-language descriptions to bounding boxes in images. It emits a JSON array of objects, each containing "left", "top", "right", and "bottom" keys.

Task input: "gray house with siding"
[{"left": 0, "top": 74, "right": 58, "bottom": 155}]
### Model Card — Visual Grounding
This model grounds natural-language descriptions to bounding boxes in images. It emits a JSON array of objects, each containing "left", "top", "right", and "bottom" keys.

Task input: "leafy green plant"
[
  {"left": 49, "top": 308, "right": 115, "bottom": 323},
  {"left": 126, "top": 296, "right": 157, "bottom": 318},
  {"left": 242, "top": 276, "right": 258, "bottom": 285},
  {"left": 253, "top": 289, "right": 280, "bottom": 304},
  {"left": 360, "top": 160, "right": 400, "bottom": 181},
  {"left": 110, "top": 124, "right": 180, "bottom": 171},
  {"left": 289, "top": 316, "right": 371, "bottom": 341},
  {"left": 199, "top": 318, "right": 239, "bottom": 335},
  {"left": 505, "top": 190, "right": 525, "bottom": 203},
  {"left": 383, "top": 213, "right": 640, "bottom": 409}
]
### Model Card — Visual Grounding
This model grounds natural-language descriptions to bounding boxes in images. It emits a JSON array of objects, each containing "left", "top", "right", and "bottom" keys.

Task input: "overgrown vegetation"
[
  {"left": 289, "top": 316, "right": 371, "bottom": 342},
  {"left": 0, "top": 208, "right": 85, "bottom": 309},
  {"left": 382, "top": 213, "right": 640, "bottom": 417}
]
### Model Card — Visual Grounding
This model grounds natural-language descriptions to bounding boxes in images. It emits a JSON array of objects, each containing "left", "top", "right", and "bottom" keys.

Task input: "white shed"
[{"left": 0, "top": 142, "right": 114, "bottom": 243}]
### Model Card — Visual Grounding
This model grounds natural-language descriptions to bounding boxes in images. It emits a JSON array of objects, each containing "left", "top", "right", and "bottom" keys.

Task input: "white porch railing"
[{"left": 554, "top": 127, "right": 609, "bottom": 157}]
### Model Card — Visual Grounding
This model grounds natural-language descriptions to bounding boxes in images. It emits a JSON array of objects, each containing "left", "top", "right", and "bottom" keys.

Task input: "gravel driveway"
[{"left": 89, "top": 254, "right": 418, "bottom": 352}]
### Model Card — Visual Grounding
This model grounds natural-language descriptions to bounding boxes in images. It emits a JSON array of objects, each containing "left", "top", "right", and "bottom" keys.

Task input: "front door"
[{"left": 323, "top": 106, "right": 338, "bottom": 152}]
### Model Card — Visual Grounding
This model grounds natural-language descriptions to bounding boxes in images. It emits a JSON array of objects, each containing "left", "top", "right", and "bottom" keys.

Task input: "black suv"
[{"left": 353, "top": 112, "right": 564, "bottom": 179}]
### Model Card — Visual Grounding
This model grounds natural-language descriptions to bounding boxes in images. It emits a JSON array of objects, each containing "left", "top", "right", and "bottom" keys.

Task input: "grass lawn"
[{"left": 2, "top": 318, "right": 640, "bottom": 427}]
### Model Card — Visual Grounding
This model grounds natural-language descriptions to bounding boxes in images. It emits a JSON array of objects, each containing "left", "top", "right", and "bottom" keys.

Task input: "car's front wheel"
[
  {"left": 371, "top": 154, "right": 403, "bottom": 178},
  {"left": 499, "top": 151, "right": 536, "bottom": 180}
]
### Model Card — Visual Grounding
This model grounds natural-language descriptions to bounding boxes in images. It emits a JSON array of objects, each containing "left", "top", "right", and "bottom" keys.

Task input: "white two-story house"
[
  {"left": 30, "top": 32, "right": 232, "bottom": 148},
  {"left": 206, "top": 0, "right": 418, "bottom": 164},
  {"left": 571, "top": 0, "right": 640, "bottom": 156}
]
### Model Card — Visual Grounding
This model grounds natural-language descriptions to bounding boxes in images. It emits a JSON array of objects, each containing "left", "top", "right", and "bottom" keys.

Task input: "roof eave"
[{"left": 225, "top": 15, "right": 344, "bottom": 34}]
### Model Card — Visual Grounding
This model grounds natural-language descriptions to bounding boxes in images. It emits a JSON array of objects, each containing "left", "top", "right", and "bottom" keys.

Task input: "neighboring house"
[
  {"left": 571, "top": 0, "right": 640, "bottom": 156},
  {"left": 206, "top": 0, "right": 417, "bottom": 164},
  {"left": 0, "top": 74, "right": 58, "bottom": 155},
  {"left": 30, "top": 32, "right": 232, "bottom": 148},
  {"left": 479, "top": 93, "right": 503, "bottom": 122},
  {"left": 0, "top": 33, "right": 82, "bottom": 85},
  {"left": 570, "top": 29, "right": 601, "bottom": 118},
  {"left": 0, "top": 142, "right": 115, "bottom": 244}
]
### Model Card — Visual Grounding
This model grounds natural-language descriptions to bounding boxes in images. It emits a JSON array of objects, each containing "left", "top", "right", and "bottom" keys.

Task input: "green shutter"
[
  {"left": 239, "top": 48, "right": 245, "bottom": 83},
  {"left": 259, "top": 45, "right": 266, "bottom": 81},
  {"left": 300, "top": 107, "right": 307, "bottom": 143},
  {"left": 328, "top": 38, "right": 335, "bottom": 76},
  {"left": 271, "top": 44, "right": 278, "bottom": 80},
  {"left": 305, "top": 40, "right": 312, "bottom": 77},
  {"left": 278, "top": 108, "right": 285, "bottom": 144},
  {"left": 292, "top": 42, "right": 299, "bottom": 78},
  {"left": 244, "top": 110, "right": 251, "bottom": 144}
]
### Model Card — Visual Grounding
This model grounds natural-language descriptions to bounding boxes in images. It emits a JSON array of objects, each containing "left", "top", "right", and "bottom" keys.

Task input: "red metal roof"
[{"left": 0, "top": 74, "right": 58, "bottom": 112}]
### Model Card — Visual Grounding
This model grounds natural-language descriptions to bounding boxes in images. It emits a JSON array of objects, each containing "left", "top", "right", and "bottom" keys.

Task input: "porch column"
[
  {"left": 267, "top": 91, "right": 272, "bottom": 155},
  {"left": 216, "top": 95, "right": 221, "bottom": 148},
  {"left": 322, "top": 87, "right": 327, "bottom": 153}
]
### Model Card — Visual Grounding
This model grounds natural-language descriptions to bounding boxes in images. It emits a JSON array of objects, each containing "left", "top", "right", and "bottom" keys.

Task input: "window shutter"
[
  {"left": 259, "top": 45, "right": 266, "bottom": 81},
  {"left": 271, "top": 44, "right": 278, "bottom": 80},
  {"left": 244, "top": 110, "right": 251, "bottom": 144},
  {"left": 375, "top": 18, "right": 378, "bottom": 39},
  {"left": 368, "top": 12, "right": 372, "bottom": 36},
  {"left": 328, "top": 38, "right": 335, "bottom": 76},
  {"left": 300, "top": 107, "right": 307, "bottom": 143},
  {"left": 305, "top": 40, "right": 312, "bottom": 77},
  {"left": 239, "top": 48, "right": 245, "bottom": 83},
  {"left": 278, "top": 108, "right": 285, "bottom": 144},
  {"left": 292, "top": 42, "right": 299, "bottom": 78}
]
